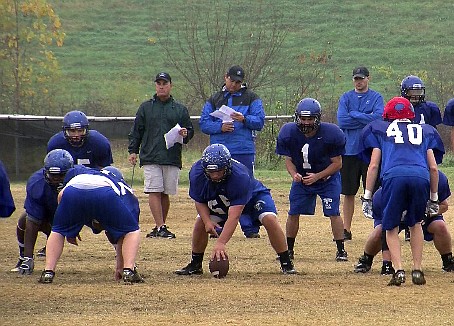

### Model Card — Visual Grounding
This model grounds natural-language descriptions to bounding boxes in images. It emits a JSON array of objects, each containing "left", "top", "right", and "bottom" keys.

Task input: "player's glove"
[
  {"left": 426, "top": 199, "right": 439, "bottom": 217},
  {"left": 360, "top": 196, "right": 373, "bottom": 219},
  {"left": 18, "top": 256, "right": 34, "bottom": 275}
]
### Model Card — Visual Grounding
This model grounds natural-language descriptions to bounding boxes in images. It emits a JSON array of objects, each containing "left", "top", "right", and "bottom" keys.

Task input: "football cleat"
[
  {"left": 381, "top": 263, "right": 395, "bottom": 275},
  {"left": 38, "top": 270, "right": 55, "bottom": 284},
  {"left": 281, "top": 261, "right": 297, "bottom": 274},
  {"left": 156, "top": 225, "right": 176, "bottom": 239},
  {"left": 354, "top": 255, "right": 371, "bottom": 273},
  {"left": 175, "top": 262, "right": 203, "bottom": 275},
  {"left": 122, "top": 268, "right": 145, "bottom": 284},
  {"left": 37, "top": 246, "right": 46, "bottom": 257},
  {"left": 11, "top": 256, "right": 26, "bottom": 272},
  {"left": 387, "top": 270, "right": 405, "bottom": 286},
  {"left": 335, "top": 250, "right": 348, "bottom": 262}
]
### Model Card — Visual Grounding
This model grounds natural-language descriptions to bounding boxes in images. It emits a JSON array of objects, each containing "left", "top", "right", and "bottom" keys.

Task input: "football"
[{"left": 209, "top": 256, "right": 229, "bottom": 278}]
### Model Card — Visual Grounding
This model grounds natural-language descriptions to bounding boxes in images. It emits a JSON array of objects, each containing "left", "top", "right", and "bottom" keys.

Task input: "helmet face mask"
[
  {"left": 294, "top": 98, "right": 322, "bottom": 134},
  {"left": 400, "top": 75, "right": 426, "bottom": 105},
  {"left": 44, "top": 149, "right": 74, "bottom": 190},
  {"left": 62, "top": 111, "right": 89, "bottom": 147},
  {"left": 201, "top": 144, "right": 232, "bottom": 183},
  {"left": 382, "top": 96, "right": 415, "bottom": 121}
]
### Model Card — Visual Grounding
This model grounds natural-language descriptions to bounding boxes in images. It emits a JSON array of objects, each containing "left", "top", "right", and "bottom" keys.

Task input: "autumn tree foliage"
[{"left": 0, "top": 0, "right": 65, "bottom": 114}]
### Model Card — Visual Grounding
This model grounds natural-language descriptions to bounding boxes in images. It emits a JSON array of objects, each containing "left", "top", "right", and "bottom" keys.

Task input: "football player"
[
  {"left": 276, "top": 98, "right": 347, "bottom": 262},
  {"left": 175, "top": 144, "right": 296, "bottom": 275},
  {"left": 47, "top": 110, "right": 113, "bottom": 168},
  {"left": 442, "top": 98, "right": 454, "bottom": 151},
  {"left": 38, "top": 166, "right": 143, "bottom": 284},
  {"left": 400, "top": 75, "right": 442, "bottom": 128},
  {"left": 359, "top": 96, "right": 444, "bottom": 286},
  {"left": 355, "top": 170, "right": 454, "bottom": 275},
  {"left": 11, "top": 149, "right": 73, "bottom": 274},
  {"left": 0, "top": 160, "right": 15, "bottom": 218}
]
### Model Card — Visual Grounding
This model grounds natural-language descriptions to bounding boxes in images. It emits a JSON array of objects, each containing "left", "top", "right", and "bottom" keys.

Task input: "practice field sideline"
[{"left": 2, "top": 182, "right": 454, "bottom": 325}]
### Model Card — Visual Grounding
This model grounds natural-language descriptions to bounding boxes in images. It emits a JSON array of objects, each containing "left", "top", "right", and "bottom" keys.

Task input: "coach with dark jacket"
[{"left": 128, "top": 72, "right": 194, "bottom": 239}]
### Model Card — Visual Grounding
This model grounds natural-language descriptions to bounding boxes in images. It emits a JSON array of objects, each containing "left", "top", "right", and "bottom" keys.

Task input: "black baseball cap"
[
  {"left": 352, "top": 66, "right": 369, "bottom": 78},
  {"left": 154, "top": 72, "right": 171, "bottom": 83},
  {"left": 227, "top": 65, "right": 245, "bottom": 81}
]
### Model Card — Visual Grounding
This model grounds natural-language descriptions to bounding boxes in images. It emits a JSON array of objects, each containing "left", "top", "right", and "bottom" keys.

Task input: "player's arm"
[
  {"left": 427, "top": 149, "right": 439, "bottom": 200},
  {"left": 284, "top": 156, "right": 302, "bottom": 183},
  {"left": 212, "top": 204, "right": 244, "bottom": 261},
  {"left": 194, "top": 201, "right": 218, "bottom": 234},
  {"left": 364, "top": 148, "right": 381, "bottom": 199}
]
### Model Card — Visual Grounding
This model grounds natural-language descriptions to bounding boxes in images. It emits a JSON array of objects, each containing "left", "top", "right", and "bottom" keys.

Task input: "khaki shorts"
[{"left": 143, "top": 165, "right": 180, "bottom": 195}]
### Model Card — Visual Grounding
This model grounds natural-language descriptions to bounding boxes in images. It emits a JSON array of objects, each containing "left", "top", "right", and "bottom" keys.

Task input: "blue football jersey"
[
  {"left": 24, "top": 169, "right": 59, "bottom": 222},
  {"left": 0, "top": 160, "right": 15, "bottom": 217},
  {"left": 189, "top": 160, "right": 268, "bottom": 218},
  {"left": 413, "top": 101, "right": 442, "bottom": 127},
  {"left": 47, "top": 130, "right": 113, "bottom": 168},
  {"left": 360, "top": 119, "right": 444, "bottom": 181},
  {"left": 276, "top": 122, "right": 345, "bottom": 176}
]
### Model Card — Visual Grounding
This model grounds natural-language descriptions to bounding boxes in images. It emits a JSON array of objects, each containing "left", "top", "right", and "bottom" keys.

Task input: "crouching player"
[
  {"left": 175, "top": 144, "right": 296, "bottom": 276},
  {"left": 38, "top": 166, "right": 143, "bottom": 284},
  {"left": 355, "top": 170, "right": 454, "bottom": 274}
]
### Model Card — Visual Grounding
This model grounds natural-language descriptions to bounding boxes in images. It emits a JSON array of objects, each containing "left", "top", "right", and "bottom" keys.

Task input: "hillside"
[{"left": 47, "top": 1, "right": 454, "bottom": 116}]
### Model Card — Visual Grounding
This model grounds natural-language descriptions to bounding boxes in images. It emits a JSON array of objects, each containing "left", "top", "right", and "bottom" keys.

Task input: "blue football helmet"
[
  {"left": 400, "top": 75, "right": 425, "bottom": 105},
  {"left": 201, "top": 144, "right": 232, "bottom": 182},
  {"left": 102, "top": 166, "right": 124, "bottom": 180},
  {"left": 43, "top": 149, "right": 74, "bottom": 189},
  {"left": 62, "top": 110, "right": 90, "bottom": 147},
  {"left": 294, "top": 98, "right": 322, "bottom": 134}
]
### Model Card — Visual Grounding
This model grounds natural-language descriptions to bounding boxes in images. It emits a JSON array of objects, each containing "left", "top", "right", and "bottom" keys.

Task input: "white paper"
[
  {"left": 209, "top": 105, "right": 235, "bottom": 123},
  {"left": 164, "top": 123, "right": 184, "bottom": 149}
]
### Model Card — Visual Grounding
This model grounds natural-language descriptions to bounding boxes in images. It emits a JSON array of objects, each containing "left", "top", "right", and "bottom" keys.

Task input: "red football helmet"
[{"left": 382, "top": 96, "right": 415, "bottom": 121}]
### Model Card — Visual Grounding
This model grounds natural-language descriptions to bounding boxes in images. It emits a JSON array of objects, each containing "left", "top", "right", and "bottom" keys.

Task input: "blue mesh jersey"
[
  {"left": 24, "top": 169, "right": 59, "bottom": 223},
  {"left": 52, "top": 169, "right": 140, "bottom": 243},
  {"left": 359, "top": 120, "right": 444, "bottom": 181},
  {"left": 47, "top": 130, "right": 113, "bottom": 168},
  {"left": 413, "top": 101, "right": 442, "bottom": 127},
  {"left": 0, "top": 160, "right": 15, "bottom": 217},
  {"left": 189, "top": 159, "right": 268, "bottom": 219},
  {"left": 63, "top": 165, "right": 139, "bottom": 221},
  {"left": 275, "top": 122, "right": 345, "bottom": 178}
]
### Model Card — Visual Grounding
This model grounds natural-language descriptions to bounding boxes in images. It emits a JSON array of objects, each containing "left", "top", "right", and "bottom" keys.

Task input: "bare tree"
[{"left": 156, "top": 1, "right": 287, "bottom": 111}]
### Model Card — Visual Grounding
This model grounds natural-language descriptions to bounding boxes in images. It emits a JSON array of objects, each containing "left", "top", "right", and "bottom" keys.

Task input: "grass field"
[
  {"left": 2, "top": 166, "right": 454, "bottom": 325},
  {"left": 9, "top": 0, "right": 452, "bottom": 116}
]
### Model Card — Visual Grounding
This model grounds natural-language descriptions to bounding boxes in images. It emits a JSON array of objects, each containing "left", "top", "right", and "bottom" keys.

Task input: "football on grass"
[{"left": 209, "top": 257, "right": 229, "bottom": 278}]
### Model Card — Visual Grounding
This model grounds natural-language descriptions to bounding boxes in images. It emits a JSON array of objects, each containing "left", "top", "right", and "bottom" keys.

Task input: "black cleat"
[
  {"left": 354, "top": 255, "right": 372, "bottom": 273},
  {"left": 281, "top": 261, "right": 297, "bottom": 274},
  {"left": 123, "top": 268, "right": 145, "bottom": 283},
  {"left": 336, "top": 249, "right": 348, "bottom": 262},
  {"left": 38, "top": 270, "right": 55, "bottom": 284},
  {"left": 175, "top": 262, "right": 203, "bottom": 275},
  {"left": 404, "top": 228, "right": 410, "bottom": 242},
  {"left": 387, "top": 270, "right": 405, "bottom": 286},
  {"left": 381, "top": 263, "right": 395, "bottom": 275},
  {"left": 146, "top": 227, "right": 158, "bottom": 238},
  {"left": 245, "top": 233, "right": 260, "bottom": 239},
  {"left": 156, "top": 225, "right": 176, "bottom": 239}
]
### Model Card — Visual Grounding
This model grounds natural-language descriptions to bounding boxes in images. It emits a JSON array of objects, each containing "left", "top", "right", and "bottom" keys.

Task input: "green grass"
[{"left": 44, "top": 0, "right": 454, "bottom": 117}]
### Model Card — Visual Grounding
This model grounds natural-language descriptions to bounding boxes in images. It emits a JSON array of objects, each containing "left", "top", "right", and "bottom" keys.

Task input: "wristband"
[
  {"left": 364, "top": 190, "right": 373, "bottom": 200},
  {"left": 430, "top": 192, "right": 438, "bottom": 201}
]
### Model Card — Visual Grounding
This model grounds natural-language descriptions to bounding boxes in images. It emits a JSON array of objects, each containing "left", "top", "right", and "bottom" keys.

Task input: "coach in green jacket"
[{"left": 128, "top": 72, "right": 194, "bottom": 239}]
